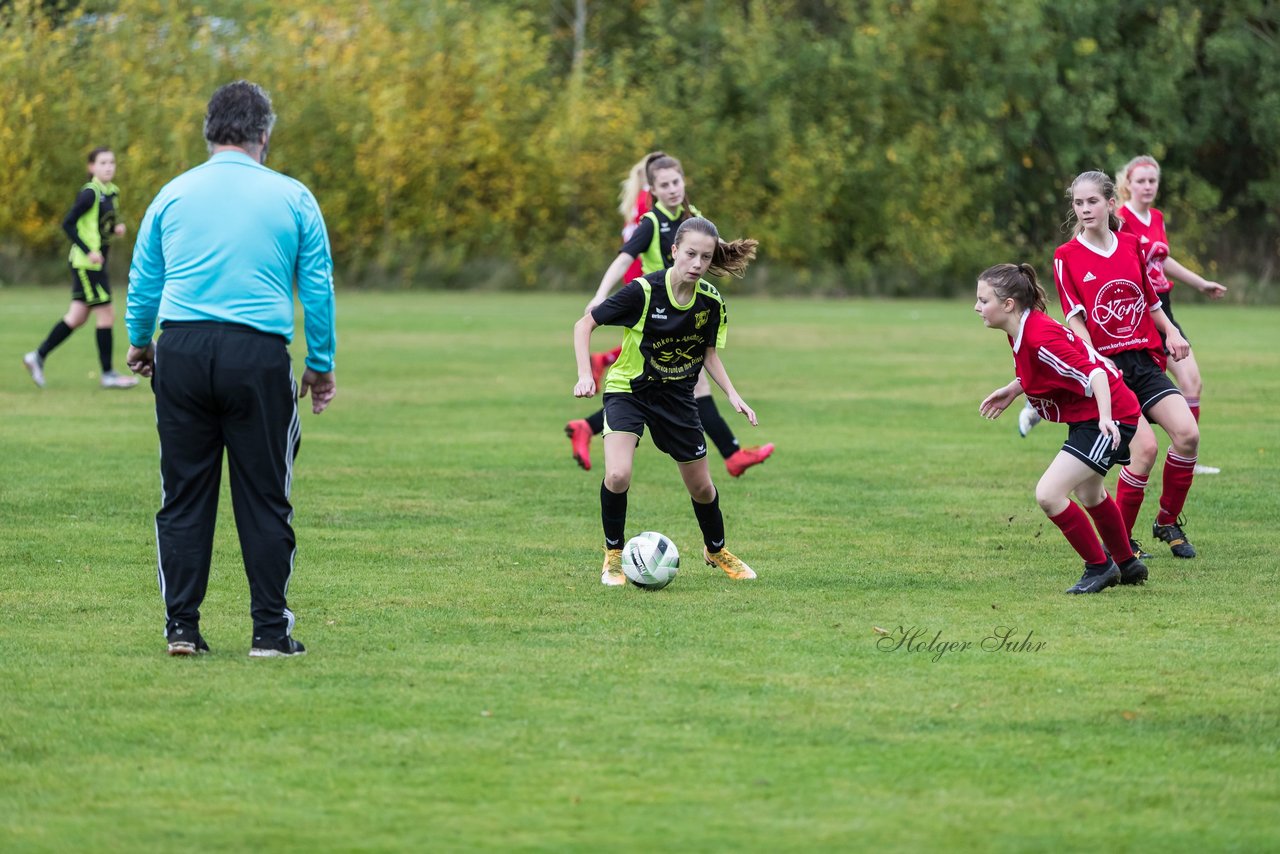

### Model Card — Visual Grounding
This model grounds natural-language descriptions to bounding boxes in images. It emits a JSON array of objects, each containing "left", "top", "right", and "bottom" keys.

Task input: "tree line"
[{"left": 1, "top": 0, "right": 1275, "bottom": 297}]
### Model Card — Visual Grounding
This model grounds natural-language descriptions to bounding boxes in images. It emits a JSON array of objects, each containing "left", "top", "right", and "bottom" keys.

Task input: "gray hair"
[{"left": 204, "top": 80, "right": 277, "bottom": 152}]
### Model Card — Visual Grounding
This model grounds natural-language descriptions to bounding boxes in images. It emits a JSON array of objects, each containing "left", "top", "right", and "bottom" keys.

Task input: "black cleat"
[
  {"left": 1118, "top": 556, "right": 1149, "bottom": 585},
  {"left": 1152, "top": 519, "right": 1196, "bottom": 559},
  {"left": 1129, "top": 538, "right": 1153, "bottom": 560},
  {"left": 167, "top": 626, "right": 210, "bottom": 656},
  {"left": 1066, "top": 559, "right": 1120, "bottom": 594},
  {"left": 249, "top": 636, "right": 307, "bottom": 658}
]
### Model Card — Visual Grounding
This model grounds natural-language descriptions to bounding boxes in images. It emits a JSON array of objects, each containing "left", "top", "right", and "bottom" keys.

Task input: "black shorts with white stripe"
[
  {"left": 1062, "top": 420, "right": 1139, "bottom": 476},
  {"left": 1110, "top": 349, "right": 1182, "bottom": 416}
]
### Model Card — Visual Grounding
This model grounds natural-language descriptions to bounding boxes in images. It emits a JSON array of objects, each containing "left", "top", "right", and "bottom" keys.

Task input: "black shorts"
[
  {"left": 602, "top": 390, "right": 707, "bottom": 463},
  {"left": 1062, "top": 420, "right": 1138, "bottom": 476},
  {"left": 1157, "top": 292, "right": 1189, "bottom": 344},
  {"left": 69, "top": 265, "right": 111, "bottom": 306},
  {"left": 1110, "top": 349, "right": 1182, "bottom": 416}
]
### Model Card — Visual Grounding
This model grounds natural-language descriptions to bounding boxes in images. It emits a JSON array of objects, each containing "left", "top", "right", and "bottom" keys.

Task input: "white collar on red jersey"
[
  {"left": 1122, "top": 202, "right": 1153, "bottom": 227},
  {"left": 1011, "top": 308, "right": 1032, "bottom": 354},
  {"left": 1075, "top": 230, "right": 1119, "bottom": 258}
]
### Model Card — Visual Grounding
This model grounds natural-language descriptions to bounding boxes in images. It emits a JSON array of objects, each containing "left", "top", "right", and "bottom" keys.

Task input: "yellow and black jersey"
[
  {"left": 590, "top": 268, "right": 727, "bottom": 396},
  {"left": 619, "top": 201, "right": 702, "bottom": 274},
  {"left": 63, "top": 180, "right": 120, "bottom": 269}
]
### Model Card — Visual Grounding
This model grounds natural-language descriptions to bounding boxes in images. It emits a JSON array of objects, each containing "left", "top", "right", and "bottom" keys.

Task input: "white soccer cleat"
[
  {"left": 1193, "top": 464, "right": 1221, "bottom": 475},
  {"left": 1017, "top": 401, "right": 1041, "bottom": 437},
  {"left": 100, "top": 370, "right": 139, "bottom": 389},
  {"left": 23, "top": 352, "right": 46, "bottom": 388}
]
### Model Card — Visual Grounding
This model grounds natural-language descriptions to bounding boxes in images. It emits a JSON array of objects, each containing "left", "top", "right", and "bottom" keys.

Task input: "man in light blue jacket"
[{"left": 126, "top": 80, "right": 336, "bottom": 659}]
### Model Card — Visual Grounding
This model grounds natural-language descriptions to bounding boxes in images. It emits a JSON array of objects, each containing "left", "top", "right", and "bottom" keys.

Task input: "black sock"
[
  {"left": 691, "top": 489, "right": 726, "bottom": 552},
  {"left": 95, "top": 327, "right": 113, "bottom": 372},
  {"left": 38, "top": 321, "right": 74, "bottom": 359},
  {"left": 601, "top": 482, "right": 627, "bottom": 549},
  {"left": 586, "top": 408, "right": 605, "bottom": 435},
  {"left": 697, "top": 395, "right": 739, "bottom": 459}
]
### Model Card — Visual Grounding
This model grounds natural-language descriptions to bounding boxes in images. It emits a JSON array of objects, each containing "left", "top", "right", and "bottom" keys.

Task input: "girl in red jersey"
[
  {"left": 1116, "top": 155, "right": 1228, "bottom": 475},
  {"left": 579, "top": 158, "right": 653, "bottom": 401},
  {"left": 1053, "top": 171, "right": 1201, "bottom": 559},
  {"left": 563, "top": 152, "right": 774, "bottom": 477},
  {"left": 977, "top": 263, "right": 1148, "bottom": 593}
]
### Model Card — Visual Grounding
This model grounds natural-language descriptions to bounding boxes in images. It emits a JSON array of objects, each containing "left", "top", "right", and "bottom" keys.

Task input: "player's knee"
[
  {"left": 1129, "top": 430, "right": 1158, "bottom": 469},
  {"left": 1034, "top": 482, "right": 1067, "bottom": 515},
  {"left": 1172, "top": 424, "right": 1200, "bottom": 456},
  {"left": 603, "top": 469, "right": 632, "bottom": 493},
  {"left": 687, "top": 481, "right": 716, "bottom": 504}
]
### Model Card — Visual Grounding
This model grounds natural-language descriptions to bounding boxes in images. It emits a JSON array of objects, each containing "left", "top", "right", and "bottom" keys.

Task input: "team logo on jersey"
[
  {"left": 1026, "top": 396, "right": 1059, "bottom": 423},
  {"left": 1143, "top": 240, "right": 1171, "bottom": 290},
  {"left": 1091, "top": 279, "right": 1145, "bottom": 339},
  {"left": 1083, "top": 272, "right": 1097, "bottom": 282},
  {"left": 694, "top": 310, "right": 710, "bottom": 329}
]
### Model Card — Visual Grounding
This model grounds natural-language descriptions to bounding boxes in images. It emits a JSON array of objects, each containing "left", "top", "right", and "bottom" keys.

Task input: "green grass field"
[{"left": 1, "top": 286, "right": 1277, "bottom": 852}]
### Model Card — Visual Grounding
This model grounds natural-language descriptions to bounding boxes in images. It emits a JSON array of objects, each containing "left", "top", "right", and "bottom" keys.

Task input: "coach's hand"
[
  {"left": 126, "top": 343, "right": 155, "bottom": 378},
  {"left": 300, "top": 369, "right": 336, "bottom": 414}
]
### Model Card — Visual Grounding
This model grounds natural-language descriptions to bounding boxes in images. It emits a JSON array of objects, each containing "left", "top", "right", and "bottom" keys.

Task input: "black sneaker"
[
  {"left": 1118, "top": 556, "right": 1149, "bottom": 585},
  {"left": 1066, "top": 559, "right": 1120, "bottom": 594},
  {"left": 249, "top": 636, "right": 307, "bottom": 658},
  {"left": 167, "top": 626, "right": 210, "bottom": 656},
  {"left": 1152, "top": 518, "right": 1196, "bottom": 558},
  {"left": 1129, "top": 538, "right": 1153, "bottom": 560}
]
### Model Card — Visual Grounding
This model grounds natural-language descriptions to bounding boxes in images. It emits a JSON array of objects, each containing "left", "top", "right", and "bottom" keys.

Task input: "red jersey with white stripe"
[
  {"left": 1053, "top": 230, "right": 1166, "bottom": 370},
  {"left": 1117, "top": 203, "right": 1171, "bottom": 294},
  {"left": 1010, "top": 310, "right": 1141, "bottom": 424}
]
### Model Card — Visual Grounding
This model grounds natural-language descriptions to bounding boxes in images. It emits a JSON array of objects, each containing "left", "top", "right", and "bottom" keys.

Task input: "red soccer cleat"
[
  {"left": 590, "top": 347, "right": 622, "bottom": 389},
  {"left": 565, "top": 419, "right": 593, "bottom": 470},
  {"left": 725, "top": 442, "right": 775, "bottom": 478}
]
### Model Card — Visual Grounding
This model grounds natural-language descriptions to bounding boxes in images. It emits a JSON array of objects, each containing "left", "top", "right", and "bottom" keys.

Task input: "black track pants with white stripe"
[{"left": 152, "top": 322, "right": 301, "bottom": 639}]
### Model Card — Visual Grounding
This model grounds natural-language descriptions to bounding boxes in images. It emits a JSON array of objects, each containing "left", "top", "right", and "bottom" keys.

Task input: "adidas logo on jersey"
[{"left": 1083, "top": 272, "right": 1097, "bottom": 282}]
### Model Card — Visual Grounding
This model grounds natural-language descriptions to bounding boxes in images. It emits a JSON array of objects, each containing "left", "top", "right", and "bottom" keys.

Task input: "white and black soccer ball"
[{"left": 621, "top": 532, "right": 680, "bottom": 590}]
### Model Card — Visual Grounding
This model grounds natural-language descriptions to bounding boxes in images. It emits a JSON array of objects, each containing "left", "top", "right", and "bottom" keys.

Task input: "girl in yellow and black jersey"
[
  {"left": 564, "top": 152, "right": 775, "bottom": 477},
  {"left": 572, "top": 216, "right": 763, "bottom": 587},
  {"left": 23, "top": 147, "right": 137, "bottom": 389}
]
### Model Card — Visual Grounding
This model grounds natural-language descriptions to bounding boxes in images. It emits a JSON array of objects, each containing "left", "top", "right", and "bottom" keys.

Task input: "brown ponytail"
[
  {"left": 980, "top": 262, "right": 1047, "bottom": 312},
  {"left": 674, "top": 217, "right": 758, "bottom": 278}
]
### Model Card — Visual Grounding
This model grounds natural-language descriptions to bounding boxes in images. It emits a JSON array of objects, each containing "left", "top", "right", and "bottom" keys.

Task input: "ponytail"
[
  {"left": 674, "top": 216, "right": 759, "bottom": 278},
  {"left": 980, "top": 262, "right": 1047, "bottom": 313},
  {"left": 618, "top": 157, "right": 648, "bottom": 219}
]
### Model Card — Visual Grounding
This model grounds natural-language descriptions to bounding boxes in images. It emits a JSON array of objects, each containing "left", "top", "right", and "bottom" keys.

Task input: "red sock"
[
  {"left": 1156, "top": 451, "right": 1197, "bottom": 525},
  {"left": 1048, "top": 502, "right": 1108, "bottom": 565},
  {"left": 1116, "top": 467, "right": 1149, "bottom": 537},
  {"left": 1084, "top": 493, "right": 1135, "bottom": 563},
  {"left": 1185, "top": 397, "right": 1200, "bottom": 423}
]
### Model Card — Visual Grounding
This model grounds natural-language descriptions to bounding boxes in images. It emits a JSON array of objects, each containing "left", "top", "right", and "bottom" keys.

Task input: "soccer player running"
[
  {"left": 976, "top": 263, "right": 1148, "bottom": 594},
  {"left": 573, "top": 216, "right": 760, "bottom": 586},
  {"left": 1052, "top": 171, "right": 1201, "bottom": 559},
  {"left": 1116, "top": 155, "right": 1228, "bottom": 475},
  {"left": 564, "top": 152, "right": 774, "bottom": 478},
  {"left": 23, "top": 147, "right": 138, "bottom": 389}
]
